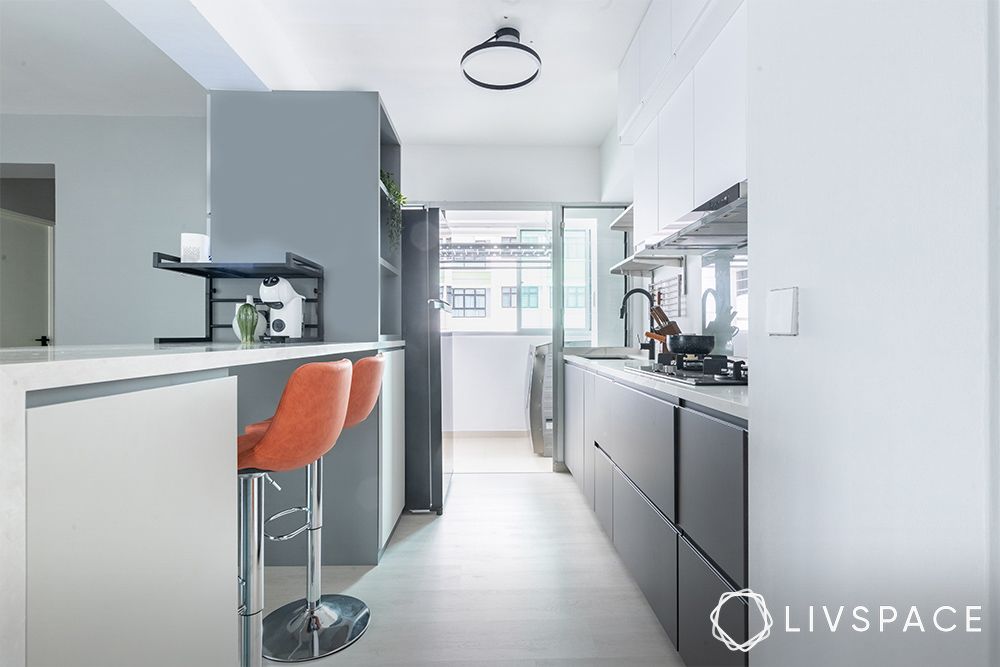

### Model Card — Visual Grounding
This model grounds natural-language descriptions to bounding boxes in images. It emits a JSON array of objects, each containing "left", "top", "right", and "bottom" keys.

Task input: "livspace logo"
[{"left": 710, "top": 589, "right": 984, "bottom": 653}]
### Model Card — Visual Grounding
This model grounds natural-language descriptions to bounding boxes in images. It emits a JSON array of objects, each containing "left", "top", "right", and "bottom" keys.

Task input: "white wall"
[
  {"left": 599, "top": 125, "right": 633, "bottom": 203},
  {"left": 441, "top": 333, "right": 549, "bottom": 432},
  {"left": 748, "top": 2, "right": 994, "bottom": 666},
  {"left": 0, "top": 114, "right": 206, "bottom": 344},
  {"left": 404, "top": 144, "right": 601, "bottom": 203}
]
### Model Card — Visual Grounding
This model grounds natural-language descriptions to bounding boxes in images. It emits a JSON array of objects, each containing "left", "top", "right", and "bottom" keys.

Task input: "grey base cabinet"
[
  {"left": 594, "top": 375, "right": 676, "bottom": 519},
  {"left": 564, "top": 364, "right": 585, "bottom": 482},
  {"left": 562, "top": 361, "right": 749, "bottom": 667},
  {"left": 678, "top": 536, "right": 747, "bottom": 667},
  {"left": 582, "top": 372, "right": 596, "bottom": 508},
  {"left": 594, "top": 446, "right": 614, "bottom": 537},
  {"left": 677, "top": 407, "right": 747, "bottom": 587},
  {"left": 612, "top": 466, "right": 678, "bottom": 646}
]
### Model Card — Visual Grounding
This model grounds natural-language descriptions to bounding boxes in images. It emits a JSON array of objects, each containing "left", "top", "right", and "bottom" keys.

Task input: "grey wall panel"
[{"left": 209, "top": 91, "right": 381, "bottom": 342}]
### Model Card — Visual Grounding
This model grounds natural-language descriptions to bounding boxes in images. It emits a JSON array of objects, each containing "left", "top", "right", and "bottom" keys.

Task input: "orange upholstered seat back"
[
  {"left": 237, "top": 360, "right": 353, "bottom": 472},
  {"left": 344, "top": 354, "right": 386, "bottom": 429}
]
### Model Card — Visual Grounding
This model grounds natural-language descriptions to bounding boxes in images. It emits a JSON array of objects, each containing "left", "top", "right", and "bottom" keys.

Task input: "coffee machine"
[{"left": 259, "top": 277, "right": 305, "bottom": 338}]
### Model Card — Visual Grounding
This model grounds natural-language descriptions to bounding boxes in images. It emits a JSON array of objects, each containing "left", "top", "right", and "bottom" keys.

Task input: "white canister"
[{"left": 180, "top": 233, "right": 211, "bottom": 263}]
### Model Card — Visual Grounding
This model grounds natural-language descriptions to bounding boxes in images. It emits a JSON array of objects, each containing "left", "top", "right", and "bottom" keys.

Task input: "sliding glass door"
[{"left": 551, "top": 205, "right": 628, "bottom": 467}]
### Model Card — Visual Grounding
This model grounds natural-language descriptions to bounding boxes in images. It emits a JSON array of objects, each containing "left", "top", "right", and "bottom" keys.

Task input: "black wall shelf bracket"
[{"left": 152, "top": 251, "right": 325, "bottom": 344}]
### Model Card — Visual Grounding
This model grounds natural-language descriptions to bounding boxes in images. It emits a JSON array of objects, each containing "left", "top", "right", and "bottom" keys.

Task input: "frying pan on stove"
[{"left": 666, "top": 334, "right": 716, "bottom": 356}]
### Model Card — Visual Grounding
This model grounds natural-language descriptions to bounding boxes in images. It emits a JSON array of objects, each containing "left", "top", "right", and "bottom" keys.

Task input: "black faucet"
[{"left": 620, "top": 288, "right": 656, "bottom": 360}]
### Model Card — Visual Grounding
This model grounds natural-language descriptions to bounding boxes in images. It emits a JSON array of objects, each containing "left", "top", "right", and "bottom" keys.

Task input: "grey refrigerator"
[{"left": 401, "top": 207, "right": 453, "bottom": 513}]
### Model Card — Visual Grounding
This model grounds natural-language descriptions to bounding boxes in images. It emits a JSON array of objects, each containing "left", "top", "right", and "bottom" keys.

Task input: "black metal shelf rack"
[{"left": 152, "top": 251, "right": 325, "bottom": 344}]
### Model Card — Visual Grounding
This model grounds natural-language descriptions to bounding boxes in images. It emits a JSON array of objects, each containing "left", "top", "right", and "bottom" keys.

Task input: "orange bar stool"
[
  {"left": 236, "top": 360, "right": 353, "bottom": 667},
  {"left": 261, "top": 354, "right": 386, "bottom": 662}
]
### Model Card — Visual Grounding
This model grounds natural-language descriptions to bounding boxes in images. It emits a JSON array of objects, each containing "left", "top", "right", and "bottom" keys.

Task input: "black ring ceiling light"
[{"left": 461, "top": 27, "right": 541, "bottom": 90}]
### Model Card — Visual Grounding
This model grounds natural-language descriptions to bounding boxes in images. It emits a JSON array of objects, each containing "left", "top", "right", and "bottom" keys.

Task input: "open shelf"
[
  {"left": 153, "top": 251, "right": 325, "bottom": 343},
  {"left": 379, "top": 257, "right": 400, "bottom": 276},
  {"left": 609, "top": 205, "right": 634, "bottom": 232},
  {"left": 610, "top": 252, "right": 684, "bottom": 277},
  {"left": 153, "top": 252, "right": 323, "bottom": 279}
]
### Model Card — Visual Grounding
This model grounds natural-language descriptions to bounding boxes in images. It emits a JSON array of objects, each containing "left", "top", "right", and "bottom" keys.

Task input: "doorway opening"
[
  {"left": 438, "top": 208, "right": 554, "bottom": 473},
  {"left": 0, "top": 163, "right": 55, "bottom": 347}
]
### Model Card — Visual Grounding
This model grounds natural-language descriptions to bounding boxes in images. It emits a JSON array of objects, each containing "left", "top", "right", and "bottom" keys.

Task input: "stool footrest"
[{"left": 263, "top": 506, "right": 311, "bottom": 542}]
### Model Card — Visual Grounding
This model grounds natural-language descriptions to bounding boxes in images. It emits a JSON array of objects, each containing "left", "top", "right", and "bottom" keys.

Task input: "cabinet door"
[
  {"left": 594, "top": 446, "right": 614, "bottom": 538},
  {"left": 613, "top": 466, "right": 678, "bottom": 647},
  {"left": 657, "top": 73, "right": 695, "bottom": 229},
  {"left": 677, "top": 407, "right": 747, "bottom": 586},
  {"left": 638, "top": 0, "right": 672, "bottom": 100},
  {"left": 583, "top": 371, "right": 597, "bottom": 508},
  {"left": 594, "top": 376, "right": 676, "bottom": 520},
  {"left": 564, "top": 363, "right": 585, "bottom": 481},
  {"left": 379, "top": 348, "right": 406, "bottom": 549},
  {"left": 692, "top": 2, "right": 747, "bottom": 205},
  {"left": 632, "top": 123, "right": 659, "bottom": 251},
  {"left": 678, "top": 536, "right": 747, "bottom": 667},
  {"left": 618, "top": 37, "right": 641, "bottom": 135},
  {"left": 671, "top": 0, "right": 710, "bottom": 51}
]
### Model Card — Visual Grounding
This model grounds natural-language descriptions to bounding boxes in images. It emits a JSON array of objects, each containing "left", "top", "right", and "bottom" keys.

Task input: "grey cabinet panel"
[
  {"left": 678, "top": 536, "right": 747, "bottom": 667},
  {"left": 564, "top": 363, "right": 585, "bottom": 482},
  {"left": 594, "top": 376, "right": 676, "bottom": 520},
  {"left": 612, "top": 466, "right": 678, "bottom": 647},
  {"left": 594, "top": 446, "right": 614, "bottom": 537},
  {"left": 583, "top": 371, "right": 596, "bottom": 508},
  {"left": 677, "top": 407, "right": 747, "bottom": 586}
]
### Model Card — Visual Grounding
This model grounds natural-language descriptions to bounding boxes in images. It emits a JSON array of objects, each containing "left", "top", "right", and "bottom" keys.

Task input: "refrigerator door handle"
[{"left": 427, "top": 298, "right": 452, "bottom": 312}]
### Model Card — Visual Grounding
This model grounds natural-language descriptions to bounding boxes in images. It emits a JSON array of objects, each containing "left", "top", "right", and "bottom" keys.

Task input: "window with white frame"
[{"left": 451, "top": 288, "right": 487, "bottom": 318}]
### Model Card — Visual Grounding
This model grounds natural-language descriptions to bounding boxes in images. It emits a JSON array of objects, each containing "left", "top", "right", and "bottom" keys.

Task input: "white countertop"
[
  {"left": 564, "top": 354, "right": 749, "bottom": 421},
  {"left": 0, "top": 341, "right": 404, "bottom": 391}
]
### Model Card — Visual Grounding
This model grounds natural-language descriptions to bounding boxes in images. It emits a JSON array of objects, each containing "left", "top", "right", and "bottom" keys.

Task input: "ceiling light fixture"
[{"left": 461, "top": 27, "right": 541, "bottom": 90}]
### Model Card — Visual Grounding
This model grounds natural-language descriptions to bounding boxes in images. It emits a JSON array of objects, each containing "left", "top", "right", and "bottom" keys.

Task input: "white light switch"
[{"left": 767, "top": 287, "right": 799, "bottom": 336}]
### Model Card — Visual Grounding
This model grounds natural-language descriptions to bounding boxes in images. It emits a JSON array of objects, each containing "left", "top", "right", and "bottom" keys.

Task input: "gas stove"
[{"left": 625, "top": 354, "right": 748, "bottom": 386}]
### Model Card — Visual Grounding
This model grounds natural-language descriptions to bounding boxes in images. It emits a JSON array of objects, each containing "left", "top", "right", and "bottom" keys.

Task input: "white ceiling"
[
  {"left": 190, "top": 0, "right": 650, "bottom": 146},
  {"left": 0, "top": 0, "right": 206, "bottom": 117},
  {"left": 0, "top": 0, "right": 648, "bottom": 146}
]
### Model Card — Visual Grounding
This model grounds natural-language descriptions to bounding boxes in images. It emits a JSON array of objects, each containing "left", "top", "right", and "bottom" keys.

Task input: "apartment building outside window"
[{"left": 451, "top": 288, "right": 488, "bottom": 318}]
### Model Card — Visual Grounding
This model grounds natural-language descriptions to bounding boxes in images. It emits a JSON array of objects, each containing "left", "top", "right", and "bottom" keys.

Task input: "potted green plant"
[{"left": 380, "top": 169, "right": 407, "bottom": 250}]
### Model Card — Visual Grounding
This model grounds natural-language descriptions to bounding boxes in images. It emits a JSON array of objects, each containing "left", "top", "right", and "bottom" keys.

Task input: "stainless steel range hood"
[{"left": 646, "top": 181, "right": 747, "bottom": 254}]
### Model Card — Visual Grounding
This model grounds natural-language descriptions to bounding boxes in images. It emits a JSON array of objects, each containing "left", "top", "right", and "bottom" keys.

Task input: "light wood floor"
[
  {"left": 450, "top": 432, "right": 553, "bottom": 473},
  {"left": 264, "top": 472, "right": 684, "bottom": 666}
]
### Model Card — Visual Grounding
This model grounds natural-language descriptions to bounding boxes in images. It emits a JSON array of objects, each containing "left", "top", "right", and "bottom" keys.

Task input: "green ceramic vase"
[{"left": 236, "top": 301, "right": 259, "bottom": 344}]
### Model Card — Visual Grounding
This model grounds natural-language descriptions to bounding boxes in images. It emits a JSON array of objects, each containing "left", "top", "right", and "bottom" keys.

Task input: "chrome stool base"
[{"left": 262, "top": 594, "right": 370, "bottom": 662}]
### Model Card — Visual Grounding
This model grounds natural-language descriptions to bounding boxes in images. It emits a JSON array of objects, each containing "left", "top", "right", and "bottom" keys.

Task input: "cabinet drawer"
[
  {"left": 677, "top": 407, "right": 747, "bottom": 586},
  {"left": 594, "top": 376, "right": 676, "bottom": 520},
  {"left": 594, "top": 445, "right": 614, "bottom": 538},
  {"left": 678, "top": 536, "right": 747, "bottom": 667},
  {"left": 612, "top": 466, "right": 678, "bottom": 647}
]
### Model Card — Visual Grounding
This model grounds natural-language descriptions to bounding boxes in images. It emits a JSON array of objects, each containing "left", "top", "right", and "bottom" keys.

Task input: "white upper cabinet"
[
  {"left": 618, "top": 37, "right": 641, "bottom": 135},
  {"left": 692, "top": 2, "right": 747, "bottom": 204},
  {"left": 633, "top": 123, "right": 659, "bottom": 250},
  {"left": 657, "top": 73, "right": 695, "bottom": 230},
  {"left": 671, "top": 0, "right": 711, "bottom": 53},
  {"left": 638, "top": 0, "right": 673, "bottom": 99}
]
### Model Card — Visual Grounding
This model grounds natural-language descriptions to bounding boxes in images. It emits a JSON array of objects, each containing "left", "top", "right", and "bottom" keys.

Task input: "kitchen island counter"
[
  {"left": 0, "top": 339, "right": 405, "bottom": 667},
  {"left": 564, "top": 353, "right": 748, "bottom": 422},
  {"left": 0, "top": 340, "right": 404, "bottom": 389}
]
